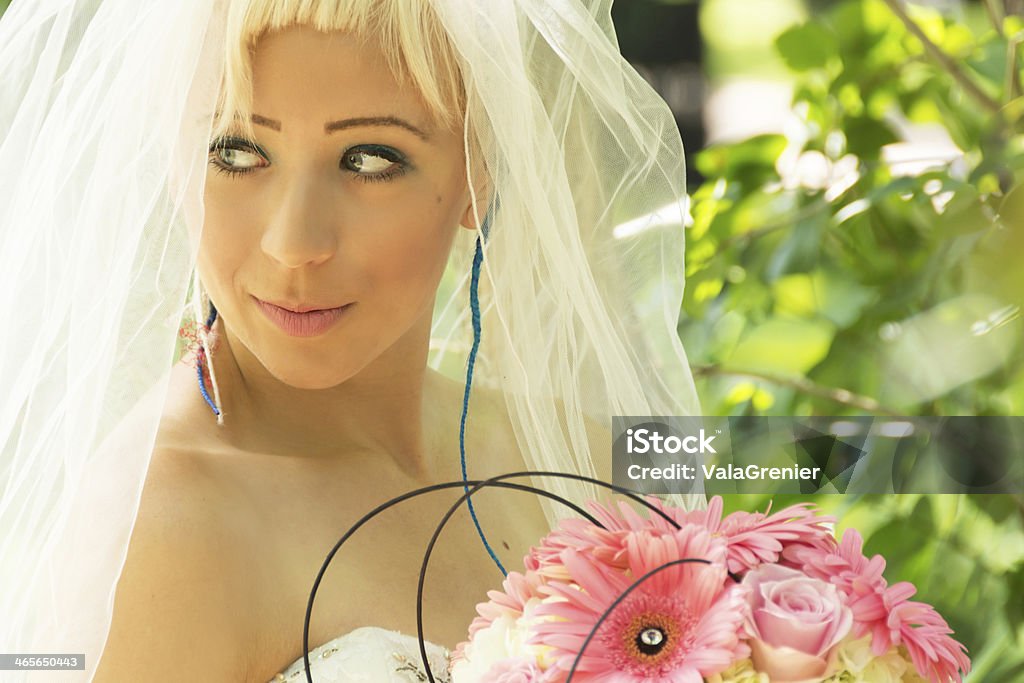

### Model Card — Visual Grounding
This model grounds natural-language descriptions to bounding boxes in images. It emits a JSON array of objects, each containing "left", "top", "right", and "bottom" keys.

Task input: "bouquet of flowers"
[{"left": 448, "top": 496, "right": 970, "bottom": 683}]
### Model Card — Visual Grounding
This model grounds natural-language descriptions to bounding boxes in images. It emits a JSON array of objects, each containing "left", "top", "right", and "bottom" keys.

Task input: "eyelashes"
[
  {"left": 340, "top": 145, "right": 408, "bottom": 183},
  {"left": 207, "top": 137, "right": 410, "bottom": 183},
  {"left": 208, "top": 137, "right": 268, "bottom": 177}
]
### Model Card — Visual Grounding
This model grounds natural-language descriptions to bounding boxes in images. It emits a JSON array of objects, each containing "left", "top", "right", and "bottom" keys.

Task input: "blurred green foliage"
[
  {"left": 684, "top": 0, "right": 1024, "bottom": 418},
  {"left": 701, "top": 0, "right": 807, "bottom": 78},
  {"left": 697, "top": 1, "right": 1024, "bottom": 680}
]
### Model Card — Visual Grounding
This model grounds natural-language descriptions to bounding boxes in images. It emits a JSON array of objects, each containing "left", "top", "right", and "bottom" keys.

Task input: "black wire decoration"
[
  {"left": 301, "top": 475, "right": 601, "bottom": 683},
  {"left": 410, "top": 471, "right": 695, "bottom": 683},
  {"left": 303, "top": 470, "right": 731, "bottom": 683}
]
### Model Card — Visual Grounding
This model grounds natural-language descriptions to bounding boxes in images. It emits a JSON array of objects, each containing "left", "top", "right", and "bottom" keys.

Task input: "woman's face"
[{"left": 201, "top": 27, "right": 473, "bottom": 389}]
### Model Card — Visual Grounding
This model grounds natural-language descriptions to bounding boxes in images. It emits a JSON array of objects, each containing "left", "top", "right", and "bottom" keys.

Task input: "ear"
[
  {"left": 459, "top": 200, "right": 488, "bottom": 232},
  {"left": 458, "top": 176, "right": 493, "bottom": 232}
]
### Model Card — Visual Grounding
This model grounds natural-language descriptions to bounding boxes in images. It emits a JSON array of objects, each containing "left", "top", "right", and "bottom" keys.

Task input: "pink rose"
[
  {"left": 482, "top": 657, "right": 549, "bottom": 682},
  {"left": 742, "top": 564, "right": 853, "bottom": 683}
]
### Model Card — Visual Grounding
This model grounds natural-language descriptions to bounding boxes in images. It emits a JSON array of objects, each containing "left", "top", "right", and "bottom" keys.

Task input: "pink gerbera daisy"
[
  {"left": 705, "top": 497, "right": 837, "bottom": 574},
  {"left": 526, "top": 497, "right": 692, "bottom": 578},
  {"left": 527, "top": 518, "right": 631, "bottom": 580},
  {"left": 792, "top": 529, "right": 970, "bottom": 683},
  {"left": 528, "top": 496, "right": 836, "bottom": 584},
  {"left": 530, "top": 525, "right": 747, "bottom": 682}
]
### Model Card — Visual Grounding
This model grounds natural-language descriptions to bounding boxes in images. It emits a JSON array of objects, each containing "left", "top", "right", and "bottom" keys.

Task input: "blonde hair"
[{"left": 215, "top": 0, "right": 466, "bottom": 139}]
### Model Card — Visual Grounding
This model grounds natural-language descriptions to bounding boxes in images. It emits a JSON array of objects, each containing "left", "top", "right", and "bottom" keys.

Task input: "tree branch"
[
  {"left": 1006, "top": 33, "right": 1023, "bottom": 105},
  {"left": 983, "top": 0, "right": 1005, "bottom": 38},
  {"left": 692, "top": 364, "right": 905, "bottom": 415},
  {"left": 881, "top": 0, "right": 1002, "bottom": 114}
]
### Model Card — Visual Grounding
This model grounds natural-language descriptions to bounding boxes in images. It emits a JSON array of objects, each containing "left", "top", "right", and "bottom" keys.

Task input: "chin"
[{"left": 264, "top": 360, "right": 361, "bottom": 391}]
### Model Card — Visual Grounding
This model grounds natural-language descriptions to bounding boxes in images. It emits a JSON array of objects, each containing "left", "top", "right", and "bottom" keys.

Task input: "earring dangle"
[
  {"left": 458, "top": 204, "right": 507, "bottom": 575},
  {"left": 195, "top": 301, "right": 222, "bottom": 420},
  {"left": 178, "top": 292, "right": 223, "bottom": 423}
]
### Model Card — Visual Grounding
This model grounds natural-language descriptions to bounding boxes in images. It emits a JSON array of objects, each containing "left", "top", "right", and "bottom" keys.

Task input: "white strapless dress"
[{"left": 267, "top": 627, "right": 452, "bottom": 682}]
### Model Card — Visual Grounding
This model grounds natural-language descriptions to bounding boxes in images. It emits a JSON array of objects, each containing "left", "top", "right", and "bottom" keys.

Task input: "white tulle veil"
[{"left": 0, "top": 0, "right": 700, "bottom": 679}]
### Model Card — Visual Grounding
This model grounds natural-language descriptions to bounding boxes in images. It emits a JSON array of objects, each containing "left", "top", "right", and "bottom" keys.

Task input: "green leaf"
[
  {"left": 862, "top": 497, "right": 934, "bottom": 571},
  {"left": 726, "top": 189, "right": 796, "bottom": 239},
  {"left": 934, "top": 186, "right": 991, "bottom": 237},
  {"left": 830, "top": 0, "right": 885, "bottom": 57},
  {"left": 708, "top": 310, "right": 746, "bottom": 363},
  {"left": 775, "top": 21, "right": 838, "bottom": 72},
  {"left": 726, "top": 317, "right": 836, "bottom": 376},
  {"left": 695, "top": 134, "right": 787, "bottom": 185},
  {"left": 765, "top": 209, "right": 827, "bottom": 279},
  {"left": 842, "top": 116, "right": 898, "bottom": 159},
  {"left": 773, "top": 269, "right": 877, "bottom": 328}
]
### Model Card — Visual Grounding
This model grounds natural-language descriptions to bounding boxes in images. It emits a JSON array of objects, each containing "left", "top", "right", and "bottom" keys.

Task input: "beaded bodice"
[{"left": 267, "top": 627, "right": 451, "bottom": 682}]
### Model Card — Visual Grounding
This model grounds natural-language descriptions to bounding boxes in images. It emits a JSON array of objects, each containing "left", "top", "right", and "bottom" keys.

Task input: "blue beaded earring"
[{"left": 458, "top": 203, "right": 508, "bottom": 576}]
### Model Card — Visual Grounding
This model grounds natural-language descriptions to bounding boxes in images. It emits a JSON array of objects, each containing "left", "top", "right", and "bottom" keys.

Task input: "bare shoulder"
[{"left": 94, "top": 430, "right": 252, "bottom": 680}]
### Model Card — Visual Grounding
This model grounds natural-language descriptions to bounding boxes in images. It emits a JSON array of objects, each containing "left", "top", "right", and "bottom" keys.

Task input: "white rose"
[
  {"left": 450, "top": 613, "right": 518, "bottom": 683},
  {"left": 450, "top": 598, "right": 552, "bottom": 683}
]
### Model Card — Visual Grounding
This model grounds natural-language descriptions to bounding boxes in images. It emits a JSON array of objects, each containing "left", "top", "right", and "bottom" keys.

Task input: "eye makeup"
[
  {"left": 208, "top": 136, "right": 270, "bottom": 177},
  {"left": 340, "top": 144, "right": 410, "bottom": 183},
  {"left": 207, "top": 137, "right": 411, "bottom": 183}
]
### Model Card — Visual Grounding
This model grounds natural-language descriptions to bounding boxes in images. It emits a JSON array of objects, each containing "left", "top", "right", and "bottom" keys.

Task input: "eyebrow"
[{"left": 250, "top": 114, "right": 430, "bottom": 140}]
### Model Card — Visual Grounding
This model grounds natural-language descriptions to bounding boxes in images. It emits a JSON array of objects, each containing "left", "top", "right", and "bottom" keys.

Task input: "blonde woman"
[{"left": 0, "top": 1, "right": 701, "bottom": 680}]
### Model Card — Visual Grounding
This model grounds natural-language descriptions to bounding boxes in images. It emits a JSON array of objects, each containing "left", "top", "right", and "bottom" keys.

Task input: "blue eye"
[{"left": 341, "top": 145, "right": 408, "bottom": 183}]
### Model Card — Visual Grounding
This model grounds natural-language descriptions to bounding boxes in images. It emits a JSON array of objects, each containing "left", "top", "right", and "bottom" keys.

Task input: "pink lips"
[{"left": 253, "top": 297, "right": 352, "bottom": 337}]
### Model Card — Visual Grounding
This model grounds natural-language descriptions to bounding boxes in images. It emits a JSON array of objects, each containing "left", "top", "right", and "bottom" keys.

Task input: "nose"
[{"left": 260, "top": 175, "right": 338, "bottom": 268}]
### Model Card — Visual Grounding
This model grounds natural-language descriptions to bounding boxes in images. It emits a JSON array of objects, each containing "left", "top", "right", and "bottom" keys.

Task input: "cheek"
[
  {"left": 357, "top": 191, "right": 465, "bottom": 301},
  {"left": 198, "top": 188, "right": 257, "bottom": 295}
]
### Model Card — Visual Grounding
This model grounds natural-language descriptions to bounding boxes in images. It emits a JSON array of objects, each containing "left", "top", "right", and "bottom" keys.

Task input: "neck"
[{"left": 207, "top": 312, "right": 448, "bottom": 480}]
